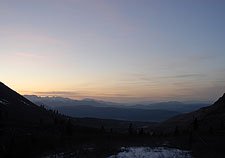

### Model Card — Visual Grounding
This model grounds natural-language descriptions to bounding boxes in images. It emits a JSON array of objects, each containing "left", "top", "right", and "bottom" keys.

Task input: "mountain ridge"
[
  {"left": 24, "top": 95, "right": 210, "bottom": 113},
  {"left": 24, "top": 95, "right": 181, "bottom": 122}
]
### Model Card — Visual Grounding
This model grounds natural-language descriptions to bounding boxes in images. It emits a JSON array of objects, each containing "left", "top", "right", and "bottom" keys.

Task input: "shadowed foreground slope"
[
  {"left": 154, "top": 93, "right": 225, "bottom": 158},
  {"left": 157, "top": 93, "right": 225, "bottom": 132}
]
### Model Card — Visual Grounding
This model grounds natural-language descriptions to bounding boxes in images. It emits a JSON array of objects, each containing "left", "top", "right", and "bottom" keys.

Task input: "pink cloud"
[
  {"left": 14, "top": 33, "right": 61, "bottom": 45},
  {"left": 7, "top": 51, "right": 73, "bottom": 69},
  {"left": 2, "top": 51, "right": 62, "bottom": 67},
  {"left": 120, "top": 25, "right": 139, "bottom": 32},
  {"left": 15, "top": 52, "right": 47, "bottom": 59}
]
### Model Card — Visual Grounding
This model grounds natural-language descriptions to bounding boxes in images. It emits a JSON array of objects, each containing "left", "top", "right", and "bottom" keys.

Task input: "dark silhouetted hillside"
[
  {"left": 0, "top": 82, "right": 59, "bottom": 124},
  {"left": 0, "top": 82, "right": 158, "bottom": 158},
  {"left": 158, "top": 93, "right": 225, "bottom": 131}
]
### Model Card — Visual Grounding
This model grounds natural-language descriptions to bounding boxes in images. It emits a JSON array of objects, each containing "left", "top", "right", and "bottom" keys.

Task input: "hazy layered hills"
[
  {"left": 24, "top": 95, "right": 124, "bottom": 108},
  {"left": 24, "top": 95, "right": 181, "bottom": 122},
  {"left": 157, "top": 93, "right": 225, "bottom": 132},
  {"left": 24, "top": 95, "right": 209, "bottom": 122},
  {"left": 131, "top": 101, "right": 209, "bottom": 113}
]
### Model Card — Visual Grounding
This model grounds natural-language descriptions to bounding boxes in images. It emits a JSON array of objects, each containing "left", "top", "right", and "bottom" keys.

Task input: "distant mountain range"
[
  {"left": 24, "top": 95, "right": 209, "bottom": 122},
  {"left": 131, "top": 101, "right": 209, "bottom": 113},
  {"left": 24, "top": 95, "right": 125, "bottom": 108}
]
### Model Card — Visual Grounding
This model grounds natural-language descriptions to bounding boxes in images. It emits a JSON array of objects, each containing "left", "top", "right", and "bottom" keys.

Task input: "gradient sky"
[{"left": 1, "top": 0, "right": 225, "bottom": 103}]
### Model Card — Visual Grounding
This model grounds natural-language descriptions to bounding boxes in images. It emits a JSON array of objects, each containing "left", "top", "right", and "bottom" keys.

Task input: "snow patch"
[
  {"left": 20, "top": 100, "right": 30, "bottom": 106},
  {"left": 107, "top": 147, "right": 192, "bottom": 158},
  {"left": 0, "top": 99, "right": 9, "bottom": 105},
  {"left": 41, "top": 152, "right": 74, "bottom": 158}
]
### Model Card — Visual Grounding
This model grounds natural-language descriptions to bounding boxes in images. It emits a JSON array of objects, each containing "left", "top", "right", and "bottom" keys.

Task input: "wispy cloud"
[
  {"left": 188, "top": 55, "right": 215, "bottom": 61},
  {"left": 123, "top": 72, "right": 206, "bottom": 83},
  {"left": 33, "top": 91, "right": 134, "bottom": 98},
  {"left": 163, "top": 74, "right": 206, "bottom": 79},
  {"left": 15, "top": 52, "right": 48, "bottom": 59},
  {"left": 34, "top": 91, "right": 80, "bottom": 96},
  {"left": 28, "top": 92, "right": 151, "bottom": 103},
  {"left": 21, "top": 90, "right": 137, "bottom": 102},
  {"left": 14, "top": 33, "right": 61, "bottom": 45}
]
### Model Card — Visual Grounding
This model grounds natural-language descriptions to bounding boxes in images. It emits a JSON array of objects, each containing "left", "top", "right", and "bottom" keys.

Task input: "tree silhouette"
[
  {"left": 66, "top": 119, "right": 73, "bottom": 136},
  {"left": 174, "top": 126, "right": 179, "bottom": 136},
  {"left": 193, "top": 118, "right": 199, "bottom": 131},
  {"left": 209, "top": 126, "right": 214, "bottom": 134},
  {"left": 54, "top": 117, "right": 58, "bottom": 125},
  {"left": 220, "top": 120, "right": 224, "bottom": 130},
  {"left": 39, "top": 118, "right": 43, "bottom": 125},
  {"left": 0, "top": 110, "right": 2, "bottom": 120},
  {"left": 101, "top": 125, "right": 105, "bottom": 133},
  {"left": 129, "top": 123, "right": 133, "bottom": 135},
  {"left": 138, "top": 128, "right": 144, "bottom": 136},
  {"left": 188, "top": 132, "right": 193, "bottom": 148}
]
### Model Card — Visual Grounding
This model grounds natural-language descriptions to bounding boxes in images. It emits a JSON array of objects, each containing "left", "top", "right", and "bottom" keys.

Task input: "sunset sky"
[{"left": 1, "top": 0, "right": 225, "bottom": 103}]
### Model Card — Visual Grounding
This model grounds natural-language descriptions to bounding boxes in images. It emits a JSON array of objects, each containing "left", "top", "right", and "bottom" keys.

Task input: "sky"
[{"left": 0, "top": 0, "right": 225, "bottom": 103}]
